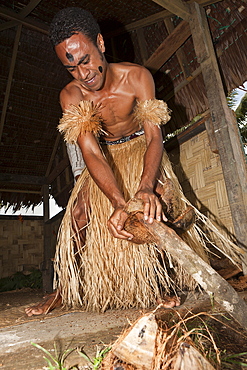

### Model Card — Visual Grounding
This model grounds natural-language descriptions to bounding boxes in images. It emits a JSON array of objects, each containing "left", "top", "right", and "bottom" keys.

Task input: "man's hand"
[
  {"left": 135, "top": 188, "right": 167, "bottom": 224},
  {"left": 107, "top": 207, "right": 134, "bottom": 240}
]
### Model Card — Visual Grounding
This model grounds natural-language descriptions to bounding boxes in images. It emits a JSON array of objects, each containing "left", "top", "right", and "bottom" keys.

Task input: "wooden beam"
[
  {"left": 45, "top": 133, "right": 62, "bottom": 178},
  {"left": 43, "top": 184, "right": 49, "bottom": 222},
  {"left": 189, "top": 2, "right": 247, "bottom": 269},
  {"left": 136, "top": 28, "right": 149, "bottom": 64},
  {"left": 46, "top": 157, "right": 70, "bottom": 184},
  {"left": 0, "top": 7, "right": 49, "bottom": 34},
  {"left": 190, "top": 0, "right": 223, "bottom": 6},
  {"left": 0, "top": 20, "right": 18, "bottom": 31},
  {"left": 160, "top": 45, "right": 220, "bottom": 102},
  {"left": 0, "top": 24, "right": 22, "bottom": 143},
  {"left": 0, "top": 173, "right": 45, "bottom": 185},
  {"left": 18, "top": 0, "right": 43, "bottom": 18},
  {"left": 105, "top": 1, "right": 222, "bottom": 38},
  {"left": 152, "top": 0, "right": 191, "bottom": 21},
  {"left": 0, "top": 0, "right": 42, "bottom": 31},
  {"left": 63, "top": 142, "right": 70, "bottom": 184},
  {"left": 144, "top": 20, "right": 191, "bottom": 71},
  {"left": 164, "top": 18, "right": 192, "bottom": 79},
  {"left": 163, "top": 66, "right": 202, "bottom": 100},
  {"left": 43, "top": 183, "right": 53, "bottom": 293},
  {"left": 0, "top": 1, "right": 221, "bottom": 37},
  {"left": 104, "top": 10, "right": 170, "bottom": 38},
  {"left": 0, "top": 189, "right": 41, "bottom": 194},
  {"left": 110, "top": 37, "right": 118, "bottom": 62},
  {"left": 52, "top": 182, "right": 73, "bottom": 200}
]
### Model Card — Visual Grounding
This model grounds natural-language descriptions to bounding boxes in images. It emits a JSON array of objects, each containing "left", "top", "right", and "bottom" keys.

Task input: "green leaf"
[
  {"left": 77, "top": 349, "right": 93, "bottom": 364},
  {"left": 43, "top": 356, "right": 56, "bottom": 370},
  {"left": 31, "top": 342, "right": 57, "bottom": 364}
]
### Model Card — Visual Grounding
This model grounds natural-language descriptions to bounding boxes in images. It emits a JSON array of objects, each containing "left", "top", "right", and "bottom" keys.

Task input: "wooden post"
[
  {"left": 0, "top": 24, "right": 22, "bottom": 142},
  {"left": 189, "top": 2, "right": 247, "bottom": 272},
  {"left": 42, "top": 184, "right": 53, "bottom": 292},
  {"left": 43, "top": 184, "right": 49, "bottom": 223}
]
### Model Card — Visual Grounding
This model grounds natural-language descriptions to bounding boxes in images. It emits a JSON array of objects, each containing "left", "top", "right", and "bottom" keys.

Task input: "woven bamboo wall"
[
  {"left": 167, "top": 124, "right": 235, "bottom": 238},
  {"left": 0, "top": 216, "right": 43, "bottom": 279}
]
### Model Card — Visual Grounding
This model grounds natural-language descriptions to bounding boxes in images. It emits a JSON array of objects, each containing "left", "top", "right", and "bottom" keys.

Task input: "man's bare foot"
[
  {"left": 156, "top": 295, "right": 181, "bottom": 308},
  {"left": 25, "top": 290, "right": 62, "bottom": 316}
]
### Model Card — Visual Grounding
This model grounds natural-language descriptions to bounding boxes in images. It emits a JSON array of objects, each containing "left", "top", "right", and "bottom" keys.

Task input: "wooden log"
[{"left": 125, "top": 199, "right": 247, "bottom": 332}]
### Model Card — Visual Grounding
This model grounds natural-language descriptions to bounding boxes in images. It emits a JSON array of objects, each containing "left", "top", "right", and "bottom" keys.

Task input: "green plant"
[
  {"left": 220, "top": 350, "right": 247, "bottom": 368},
  {"left": 0, "top": 269, "right": 42, "bottom": 292},
  {"left": 31, "top": 341, "right": 76, "bottom": 370},
  {"left": 77, "top": 345, "right": 111, "bottom": 369}
]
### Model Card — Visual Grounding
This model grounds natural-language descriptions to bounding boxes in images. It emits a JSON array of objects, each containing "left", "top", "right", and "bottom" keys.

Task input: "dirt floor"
[{"left": 0, "top": 288, "right": 247, "bottom": 369}]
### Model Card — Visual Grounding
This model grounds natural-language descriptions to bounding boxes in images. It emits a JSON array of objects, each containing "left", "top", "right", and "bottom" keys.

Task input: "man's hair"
[{"left": 49, "top": 7, "right": 101, "bottom": 47}]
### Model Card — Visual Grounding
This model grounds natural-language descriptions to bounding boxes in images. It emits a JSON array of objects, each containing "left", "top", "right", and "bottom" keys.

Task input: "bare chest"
[
  {"left": 98, "top": 94, "right": 133, "bottom": 124},
  {"left": 87, "top": 91, "right": 138, "bottom": 139}
]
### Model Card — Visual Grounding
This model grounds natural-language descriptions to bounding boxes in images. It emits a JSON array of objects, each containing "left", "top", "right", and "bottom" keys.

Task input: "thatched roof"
[{"left": 0, "top": 0, "right": 246, "bottom": 210}]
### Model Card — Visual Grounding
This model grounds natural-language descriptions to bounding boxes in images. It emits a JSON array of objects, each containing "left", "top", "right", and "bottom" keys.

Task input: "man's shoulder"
[
  {"left": 111, "top": 63, "right": 154, "bottom": 95},
  {"left": 61, "top": 80, "right": 82, "bottom": 96},
  {"left": 112, "top": 62, "right": 148, "bottom": 75},
  {"left": 60, "top": 80, "right": 85, "bottom": 110}
]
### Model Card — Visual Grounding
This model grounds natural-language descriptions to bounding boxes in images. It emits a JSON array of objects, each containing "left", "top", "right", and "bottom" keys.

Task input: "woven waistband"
[{"left": 100, "top": 128, "right": 144, "bottom": 145}]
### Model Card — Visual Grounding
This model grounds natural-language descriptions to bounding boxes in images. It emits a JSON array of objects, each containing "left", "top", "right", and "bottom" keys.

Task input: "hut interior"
[{"left": 0, "top": 0, "right": 247, "bottom": 286}]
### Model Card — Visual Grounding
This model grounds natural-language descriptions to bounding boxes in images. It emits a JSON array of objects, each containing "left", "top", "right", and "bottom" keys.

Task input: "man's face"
[{"left": 55, "top": 32, "right": 106, "bottom": 91}]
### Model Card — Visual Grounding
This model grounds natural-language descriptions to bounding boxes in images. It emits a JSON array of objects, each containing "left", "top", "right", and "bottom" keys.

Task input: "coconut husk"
[
  {"left": 112, "top": 313, "right": 158, "bottom": 369},
  {"left": 172, "top": 343, "right": 216, "bottom": 370},
  {"left": 102, "top": 309, "right": 216, "bottom": 370}
]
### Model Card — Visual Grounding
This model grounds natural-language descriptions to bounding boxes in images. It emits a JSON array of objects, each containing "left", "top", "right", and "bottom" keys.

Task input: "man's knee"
[{"left": 73, "top": 204, "right": 87, "bottom": 223}]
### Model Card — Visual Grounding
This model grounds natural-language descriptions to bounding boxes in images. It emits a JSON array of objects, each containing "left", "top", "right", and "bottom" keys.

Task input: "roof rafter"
[
  {"left": 152, "top": 0, "right": 191, "bottom": 21},
  {"left": 0, "top": 173, "right": 45, "bottom": 185},
  {"left": 0, "top": 0, "right": 42, "bottom": 31},
  {"left": 144, "top": 20, "right": 191, "bottom": 71},
  {"left": 0, "top": 6, "right": 49, "bottom": 34},
  {"left": 0, "top": 24, "right": 22, "bottom": 143},
  {"left": 0, "top": 0, "right": 224, "bottom": 37}
]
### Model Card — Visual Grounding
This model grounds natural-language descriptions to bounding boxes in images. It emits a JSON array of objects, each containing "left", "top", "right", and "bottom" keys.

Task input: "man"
[{"left": 25, "top": 7, "right": 206, "bottom": 316}]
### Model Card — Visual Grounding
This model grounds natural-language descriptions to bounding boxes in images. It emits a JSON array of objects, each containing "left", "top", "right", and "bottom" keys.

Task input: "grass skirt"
[{"left": 54, "top": 135, "right": 242, "bottom": 312}]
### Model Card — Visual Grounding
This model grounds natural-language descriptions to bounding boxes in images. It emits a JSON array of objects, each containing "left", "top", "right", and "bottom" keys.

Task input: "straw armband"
[
  {"left": 133, "top": 99, "right": 171, "bottom": 127},
  {"left": 58, "top": 101, "right": 103, "bottom": 143}
]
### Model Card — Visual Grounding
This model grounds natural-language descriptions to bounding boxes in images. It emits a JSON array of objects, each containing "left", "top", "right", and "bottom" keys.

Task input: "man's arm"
[
  {"left": 129, "top": 67, "right": 166, "bottom": 222},
  {"left": 77, "top": 131, "right": 133, "bottom": 239},
  {"left": 108, "top": 67, "right": 167, "bottom": 236},
  {"left": 60, "top": 86, "right": 133, "bottom": 240},
  {"left": 135, "top": 121, "right": 164, "bottom": 223}
]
